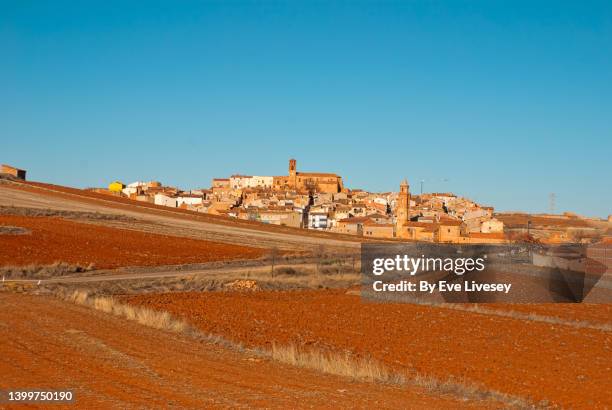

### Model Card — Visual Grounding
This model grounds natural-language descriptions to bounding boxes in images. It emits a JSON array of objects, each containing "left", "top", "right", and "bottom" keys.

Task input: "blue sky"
[{"left": 1, "top": 1, "right": 611, "bottom": 217}]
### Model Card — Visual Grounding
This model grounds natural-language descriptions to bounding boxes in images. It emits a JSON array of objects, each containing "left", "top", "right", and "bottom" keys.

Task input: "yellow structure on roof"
[{"left": 108, "top": 181, "right": 125, "bottom": 193}]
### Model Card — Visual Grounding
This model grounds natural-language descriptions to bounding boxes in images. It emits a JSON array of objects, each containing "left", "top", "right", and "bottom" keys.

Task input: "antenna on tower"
[{"left": 549, "top": 193, "right": 556, "bottom": 214}]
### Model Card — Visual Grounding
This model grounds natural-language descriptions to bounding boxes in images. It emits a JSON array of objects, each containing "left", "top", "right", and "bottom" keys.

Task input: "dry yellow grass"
[
  {"left": 271, "top": 343, "right": 404, "bottom": 384},
  {"left": 0, "top": 261, "right": 95, "bottom": 279},
  {"left": 64, "top": 290, "right": 188, "bottom": 333}
]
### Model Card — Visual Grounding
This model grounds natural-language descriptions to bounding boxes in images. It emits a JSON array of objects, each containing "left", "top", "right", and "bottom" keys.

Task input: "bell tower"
[
  {"left": 289, "top": 158, "right": 297, "bottom": 188},
  {"left": 396, "top": 179, "right": 410, "bottom": 237}
]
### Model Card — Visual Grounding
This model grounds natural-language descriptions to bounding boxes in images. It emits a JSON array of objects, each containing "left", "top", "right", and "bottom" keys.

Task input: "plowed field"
[
  {"left": 483, "top": 303, "right": 612, "bottom": 326},
  {"left": 124, "top": 290, "right": 612, "bottom": 408},
  {"left": 0, "top": 215, "right": 263, "bottom": 268},
  {"left": 1, "top": 293, "right": 480, "bottom": 408}
]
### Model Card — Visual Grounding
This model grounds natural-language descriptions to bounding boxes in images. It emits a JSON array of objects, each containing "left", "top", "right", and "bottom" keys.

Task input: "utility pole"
[{"left": 420, "top": 180, "right": 424, "bottom": 195}]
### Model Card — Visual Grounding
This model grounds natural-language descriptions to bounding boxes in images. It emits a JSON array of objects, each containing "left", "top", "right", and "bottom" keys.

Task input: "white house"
[
  {"left": 230, "top": 175, "right": 252, "bottom": 190},
  {"left": 308, "top": 212, "right": 329, "bottom": 230},
  {"left": 247, "top": 176, "right": 274, "bottom": 189},
  {"left": 122, "top": 186, "right": 139, "bottom": 196},
  {"left": 154, "top": 193, "right": 177, "bottom": 208},
  {"left": 372, "top": 197, "right": 388, "bottom": 206},
  {"left": 177, "top": 194, "right": 204, "bottom": 207}
]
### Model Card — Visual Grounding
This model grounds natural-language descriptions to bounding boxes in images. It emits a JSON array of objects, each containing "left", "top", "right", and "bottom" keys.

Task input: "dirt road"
[
  {"left": 6, "top": 262, "right": 320, "bottom": 285},
  {"left": 0, "top": 293, "right": 478, "bottom": 408}
]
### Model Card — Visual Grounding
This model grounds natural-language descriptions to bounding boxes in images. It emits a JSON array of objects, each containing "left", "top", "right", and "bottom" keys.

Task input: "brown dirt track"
[
  {"left": 0, "top": 293, "right": 479, "bottom": 409},
  {"left": 124, "top": 290, "right": 612, "bottom": 409},
  {"left": 0, "top": 215, "right": 263, "bottom": 268}
]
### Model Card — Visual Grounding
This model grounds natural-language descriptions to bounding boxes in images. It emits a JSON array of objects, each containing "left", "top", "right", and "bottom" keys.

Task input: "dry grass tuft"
[
  {"left": 271, "top": 343, "right": 403, "bottom": 384},
  {"left": 412, "top": 374, "right": 532, "bottom": 409},
  {"left": 270, "top": 343, "right": 532, "bottom": 408},
  {"left": 0, "top": 261, "right": 95, "bottom": 279},
  {"left": 61, "top": 289, "right": 188, "bottom": 333}
]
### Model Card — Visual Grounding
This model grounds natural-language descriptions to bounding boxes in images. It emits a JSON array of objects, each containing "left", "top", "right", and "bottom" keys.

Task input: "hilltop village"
[{"left": 98, "top": 159, "right": 509, "bottom": 244}]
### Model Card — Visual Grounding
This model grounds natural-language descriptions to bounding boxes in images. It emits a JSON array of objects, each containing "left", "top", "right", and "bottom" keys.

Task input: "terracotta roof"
[
  {"left": 367, "top": 213, "right": 389, "bottom": 219},
  {"left": 469, "top": 232, "right": 505, "bottom": 239},
  {"left": 338, "top": 216, "right": 372, "bottom": 224},
  {"left": 297, "top": 172, "right": 339, "bottom": 178},
  {"left": 438, "top": 218, "right": 463, "bottom": 226},
  {"left": 429, "top": 193, "right": 456, "bottom": 197},
  {"left": 362, "top": 220, "right": 394, "bottom": 227},
  {"left": 259, "top": 210, "right": 299, "bottom": 215}
]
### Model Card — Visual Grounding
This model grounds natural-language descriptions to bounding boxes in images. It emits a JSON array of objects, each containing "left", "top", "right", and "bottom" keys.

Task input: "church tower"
[
  {"left": 288, "top": 158, "right": 297, "bottom": 188},
  {"left": 396, "top": 179, "right": 410, "bottom": 237}
]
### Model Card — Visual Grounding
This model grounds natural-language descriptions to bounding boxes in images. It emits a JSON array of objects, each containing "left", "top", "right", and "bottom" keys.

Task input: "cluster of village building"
[{"left": 101, "top": 159, "right": 507, "bottom": 243}]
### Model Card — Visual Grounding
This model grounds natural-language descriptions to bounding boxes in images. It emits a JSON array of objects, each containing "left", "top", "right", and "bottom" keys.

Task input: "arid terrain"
[
  {"left": 122, "top": 290, "right": 612, "bottom": 409},
  {"left": 1, "top": 292, "right": 480, "bottom": 409},
  {"left": 1, "top": 179, "right": 611, "bottom": 408}
]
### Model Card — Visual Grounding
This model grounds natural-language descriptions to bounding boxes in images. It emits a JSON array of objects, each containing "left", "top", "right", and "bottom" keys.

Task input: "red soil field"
[
  {"left": 124, "top": 290, "right": 612, "bottom": 408},
  {"left": 0, "top": 215, "right": 264, "bottom": 268},
  {"left": 1, "top": 293, "right": 476, "bottom": 409}
]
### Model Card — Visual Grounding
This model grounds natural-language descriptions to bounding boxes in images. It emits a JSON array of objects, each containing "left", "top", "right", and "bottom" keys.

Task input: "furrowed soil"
[
  {"left": 0, "top": 293, "right": 479, "bottom": 409},
  {"left": 480, "top": 303, "right": 612, "bottom": 327},
  {"left": 0, "top": 215, "right": 263, "bottom": 268},
  {"left": 124, "top": 289, "right": 612, "bottom": 409}
]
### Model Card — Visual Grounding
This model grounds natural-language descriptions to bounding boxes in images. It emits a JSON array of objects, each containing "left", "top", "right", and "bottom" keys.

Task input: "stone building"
[
  {"left": 395, "top": 179, "right": 411, "bottom": 239},
  {"left": 273, "top": 159, "right": 344, "bottom": 194},
  {"left": 1, "top": 164, "right": 26, "bottom": 180}
]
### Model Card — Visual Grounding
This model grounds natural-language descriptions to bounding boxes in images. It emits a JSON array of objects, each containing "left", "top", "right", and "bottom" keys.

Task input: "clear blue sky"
[{"left": 1, "top": 1, "right": 611, "bottom": 217}]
